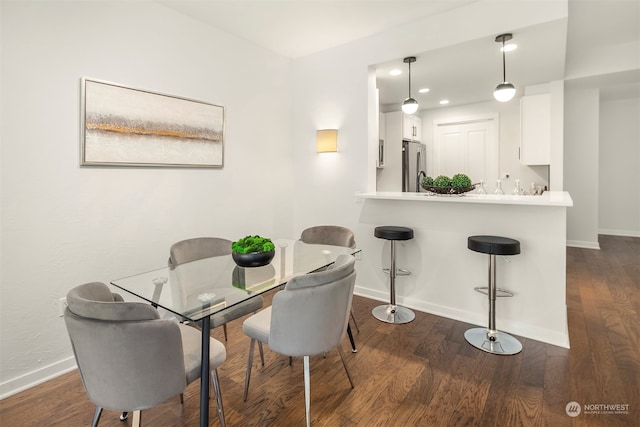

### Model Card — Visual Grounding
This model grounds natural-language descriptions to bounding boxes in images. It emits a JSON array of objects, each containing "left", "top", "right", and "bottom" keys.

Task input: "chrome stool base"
[
  {"left": 464, "top": 327, "right": 522, "bottom": 355},
  {"left": 372, "top": 304, "right": 415, "bottom": 324}
]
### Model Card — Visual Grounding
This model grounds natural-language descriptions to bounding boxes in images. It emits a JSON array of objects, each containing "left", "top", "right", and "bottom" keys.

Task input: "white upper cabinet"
[
  {"left": 520, "top": 93, "right": 551, "bottom": 165},
  {"left": 402, "top": 114, "right": 422, "bottom": 141}
]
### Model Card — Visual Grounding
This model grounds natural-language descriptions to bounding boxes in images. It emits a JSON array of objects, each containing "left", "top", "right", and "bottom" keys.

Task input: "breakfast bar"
[{"left": 356, "top": 191, "right": 573, "bottom": 348}]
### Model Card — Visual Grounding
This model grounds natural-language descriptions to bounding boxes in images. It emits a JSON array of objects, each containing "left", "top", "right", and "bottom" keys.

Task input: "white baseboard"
[
  {"left": 354, "top": 287, "right": 570, "bottom": 349},
  {"left": 599, "top": 228, "right": 640, "bottom": 238},
  {"left": 567, "top": 240, "right": 601, "bottom": 249},
  {"left": 0, "top": 356, "right": 77, "bottom": 400}
]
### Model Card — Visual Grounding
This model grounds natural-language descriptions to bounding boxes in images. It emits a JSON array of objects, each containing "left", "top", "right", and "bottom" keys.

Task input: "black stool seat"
[
  {"left": 375, "top": 226, "right": 414, "bottom": 241},
  {"left": 468, "top": 235, "right": 520, "bottom": 256}
]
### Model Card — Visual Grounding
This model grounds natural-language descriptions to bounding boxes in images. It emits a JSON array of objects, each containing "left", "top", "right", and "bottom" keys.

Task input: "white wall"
[
  {"left": 564, "top": 87, "right": 600, "bottom": 248},
  {"left": 290, "top": 2, "right": 568, "bottom": 313},
  {"left": 0, "top": 1, "right": 292, "bottom": 397},
  {"left": 419, "top": 100, "right": 549, "bottom": 194},
  {"left": 599, "top": 97, "right": 640, "bottom": 236}
]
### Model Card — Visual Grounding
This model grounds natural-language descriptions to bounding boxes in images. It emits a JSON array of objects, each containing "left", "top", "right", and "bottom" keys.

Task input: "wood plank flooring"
[{"left": 1, "top": 235, "right": 638, "bottom": 426}]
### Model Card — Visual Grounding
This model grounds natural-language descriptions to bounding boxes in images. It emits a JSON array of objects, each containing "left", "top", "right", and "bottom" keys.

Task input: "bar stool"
[
  {"left": 372, "top": 226, "right": 415, "bottom": 324},
  {"left": 464, "top": 235, "right": 522, "bottom": 355}
]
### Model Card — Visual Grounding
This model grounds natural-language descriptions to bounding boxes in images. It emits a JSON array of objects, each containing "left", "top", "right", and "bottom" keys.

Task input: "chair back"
[
  {"left": 169, "top": 237, "right": 232, "bottom": 269},
  {"left": 64, "top": 282, "right": 187, "bottom": 412},
  {"left": 268, "top": 254, "right": 356, "bottom": 357},
  {"left": 300, "top": 225, "right": 356, "bottom": 249}
]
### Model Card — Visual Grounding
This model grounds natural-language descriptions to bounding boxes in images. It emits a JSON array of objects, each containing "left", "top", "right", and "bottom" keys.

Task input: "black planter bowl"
[
  {"left": 421, "top": 184, "right": 476, "bottom": 195},
  {"left": 232, "top": 250, "right": 275, "bottom": 268}
]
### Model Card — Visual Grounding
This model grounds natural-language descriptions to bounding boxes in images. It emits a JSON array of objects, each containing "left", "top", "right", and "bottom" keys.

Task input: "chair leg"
[
  {"left": 222, "top": 323, "right": 228, "bottom": 342},
  {"left": 347, "top": 323, "right": 357, "bottom": 353},
  {"left": 258, "top": 341, "right": 265, "bottom": 366},
  {"left": 303, "top": 355, "right": 311, "bottom": 427},
  {"left": 131, "top": 410, "right": 141, "bottom": 427},
  {"left": 244, "top": 338, "right": 256, "bottom": 401},
  {"left": 211, "top": 369, "right": 226, "bottom": 427},
  {"left": 350, "top": 307, "right": 360, "bottom": 333},
  {"left": 337, "top": 345, "right": 355, "bottom": 389},
  {"left": 91, "top": 407, "right": 103, "bottom": 427}
]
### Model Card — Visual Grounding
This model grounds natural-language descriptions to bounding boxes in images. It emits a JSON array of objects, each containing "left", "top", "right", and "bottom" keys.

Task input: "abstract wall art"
[{"left": 81, "top": 78, "right": 224, "bottom": 167}]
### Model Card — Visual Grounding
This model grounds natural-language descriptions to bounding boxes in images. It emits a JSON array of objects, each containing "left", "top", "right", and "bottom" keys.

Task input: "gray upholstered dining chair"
[
  {"left": 169, "top": 237, "right": 264, "bottom": 341},
  {"left": 242, "top": 254, "right": 357, "bottom": 427},
  {"left": 300, "top": 225, "right": 360, "bottom": 339},
  {"left": 64, "top": 282, "right": 226, "bottom": 427}
]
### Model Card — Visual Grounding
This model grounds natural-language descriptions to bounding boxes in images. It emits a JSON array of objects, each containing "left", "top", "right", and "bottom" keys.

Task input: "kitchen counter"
[
  {"left": 357, "top": 190, "right": 573, "bottom": 207},
  {"left": 354, "top": 190, "right": 573, "bottom": 348}
]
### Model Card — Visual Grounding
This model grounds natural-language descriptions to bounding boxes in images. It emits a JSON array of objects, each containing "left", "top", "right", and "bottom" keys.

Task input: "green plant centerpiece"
[
  {"left": 231, "top": 235, "right": 276, "bottom": 267},
  {"left": 421, "top": 173, "right": 475, "bottom": 195}
]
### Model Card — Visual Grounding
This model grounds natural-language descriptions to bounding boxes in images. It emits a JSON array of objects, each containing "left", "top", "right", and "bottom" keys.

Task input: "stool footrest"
[
  {"left": 473, "top": 286, "right": 514, "bottom": 297},
  {"left": 382, "top": 268, "right": 411, "bottom": 276}
]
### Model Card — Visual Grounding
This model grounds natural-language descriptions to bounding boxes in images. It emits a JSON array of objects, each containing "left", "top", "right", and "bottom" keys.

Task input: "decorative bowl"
[
  {"left": 232, "top": 250, "right": 275, "bottom": 267},
  {"left": 421, "top": 184, "right": 476, "bottom": 195}
]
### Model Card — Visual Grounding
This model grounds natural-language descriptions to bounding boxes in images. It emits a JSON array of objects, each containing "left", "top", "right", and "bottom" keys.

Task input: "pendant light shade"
[
  {"left": 401, "top": 56, "right": 419, "bottom": 114},
  {"left": 493, "top": 34, "right": 516, "bottom": 102},
  {"left": 402, "top": 97, "right": 419, "bottom": 114},
  {"left": 494, "top": 82, "right": 516, "bottom": 102}
]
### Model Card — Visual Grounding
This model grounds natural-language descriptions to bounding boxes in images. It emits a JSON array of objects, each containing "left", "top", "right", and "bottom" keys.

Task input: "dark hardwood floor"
[{"left": 1, "top": 235, "right": 638, "bottom": 426}]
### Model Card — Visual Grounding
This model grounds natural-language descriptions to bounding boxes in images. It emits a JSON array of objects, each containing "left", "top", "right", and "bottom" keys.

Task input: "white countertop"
[{"left": 357, "top": 190, "right": 573, "bottom": 207}]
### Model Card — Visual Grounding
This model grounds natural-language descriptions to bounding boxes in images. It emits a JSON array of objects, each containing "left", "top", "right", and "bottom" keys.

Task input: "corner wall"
[
  {"left": 0, "top": 1, "right": 292, "bottom": 397},
  {"left": 599, "top": 97, "right": 640, "bottom": 236},
  {"left": 290, "top": 1, "right": 568, "bottom": 316},
  {"left": 564, "top": 87, "right": 600, "bottom": 248}
]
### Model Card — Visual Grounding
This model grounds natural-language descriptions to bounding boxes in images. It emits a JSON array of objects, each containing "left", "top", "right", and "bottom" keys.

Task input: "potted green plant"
[
  {"left": 421, "top": 173, "right": 475, "bottom": 194},
  {"left": 231, "top": 235, "right": 276, "bottom": 267}
]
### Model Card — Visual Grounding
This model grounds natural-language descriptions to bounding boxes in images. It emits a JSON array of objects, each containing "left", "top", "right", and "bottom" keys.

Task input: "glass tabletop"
[{"left": 110, "top": 239, "right": 360, "bottom": 322}]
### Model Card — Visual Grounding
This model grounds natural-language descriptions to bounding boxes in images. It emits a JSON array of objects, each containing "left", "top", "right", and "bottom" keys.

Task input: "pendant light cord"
[
  {"left": 408, "top": 60, "right": 412, "bottom": 97},
  {"left": 502, "top": 39, "right": 507, "bottom": 82}
]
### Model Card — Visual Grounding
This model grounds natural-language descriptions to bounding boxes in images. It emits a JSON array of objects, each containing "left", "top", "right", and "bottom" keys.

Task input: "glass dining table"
[{"left": 110, "top": 238, "right": 360, "bottom": 427}]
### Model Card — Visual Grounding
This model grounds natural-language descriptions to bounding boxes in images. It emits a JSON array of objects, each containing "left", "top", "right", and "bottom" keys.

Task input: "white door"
[{"left": 433, "top": 116, "right": 498, "bottom": 186}]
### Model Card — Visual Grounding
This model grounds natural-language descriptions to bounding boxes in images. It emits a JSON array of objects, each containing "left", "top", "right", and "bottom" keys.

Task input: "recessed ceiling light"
[
  {"left": 439, "top": 99, "right": 450, "bottom": 105},
  {"left": 418, "top": 88, "right": 430, "bottom": 93},
  {"left": 389, "top": 69, "right": 402, "bottom": 76},
  {"left": 501, "top": 43, "right": 517, "bottom": 52}
]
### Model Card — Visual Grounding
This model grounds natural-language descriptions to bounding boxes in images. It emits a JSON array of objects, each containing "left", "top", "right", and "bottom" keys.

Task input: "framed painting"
[{"left": 80, "top": 78, "right": 224, "bottom": 167}]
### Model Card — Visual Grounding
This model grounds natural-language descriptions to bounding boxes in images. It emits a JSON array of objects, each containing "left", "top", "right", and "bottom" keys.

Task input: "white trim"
[
  {"left": 566, "top": 240, "right": 601, "bottom": 250},
  {"left": 433, "top": 113, "right": 498, "bottom": 127},
  {"left": 354, "top": 286, "right": 570, "bottom": 349},
  {"left": 0, "top": 357, "right": 77, "bottom": 400},
  {"left": 599, "top": 228, "right": 640, "bottom": 238}
]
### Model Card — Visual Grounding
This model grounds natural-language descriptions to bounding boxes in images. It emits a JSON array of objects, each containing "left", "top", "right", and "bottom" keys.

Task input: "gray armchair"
[
  {"left": 64, "top": 282, "right": 226, "bottom": 427},
  {"left": 300, "top": 225, "right": 360, "bottom": 350},
  {"left": 169, "top": 237, "right": 265, "bottom": 341},
  {"left": 242, "top": 254, "right": 356, "bottom": 427}
]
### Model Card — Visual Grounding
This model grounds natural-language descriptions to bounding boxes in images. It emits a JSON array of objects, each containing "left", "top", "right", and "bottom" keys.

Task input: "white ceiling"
[
  {"left": 158, "top": 0, "right": 639, "bottom": 109},
  {"left": 158, "top": 0, "right": 478, "bottom": 58}
]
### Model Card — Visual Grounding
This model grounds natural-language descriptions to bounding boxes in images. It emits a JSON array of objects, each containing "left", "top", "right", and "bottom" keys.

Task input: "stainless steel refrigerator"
[{"left": 402, "top": 140, "right": 427, "bottom": 192}]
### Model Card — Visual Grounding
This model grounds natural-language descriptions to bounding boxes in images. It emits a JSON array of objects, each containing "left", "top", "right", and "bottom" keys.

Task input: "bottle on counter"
[
  {"left": 512, "top": 179, "right": 523, "bottom": 195},
  {"left": 495, "top": 179, "right": 504, "bottom": 195},
  {"left": 477, "top": 179, "right": 487, "bottom": 194}
]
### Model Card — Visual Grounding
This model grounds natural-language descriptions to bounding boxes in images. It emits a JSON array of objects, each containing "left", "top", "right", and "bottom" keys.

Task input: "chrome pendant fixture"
[
  {"left": 402, "top": 56, "right": 419, "bottom": 114},
  {"left": 493, "top": 34, "right": 516, "bottom": 102}
]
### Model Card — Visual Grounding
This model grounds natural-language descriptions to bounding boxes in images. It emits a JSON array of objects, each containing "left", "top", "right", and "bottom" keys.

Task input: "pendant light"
[
  {"left": 493, "top": 34, "right": 516, "bottom": 102},
  {"left": 402, "top": 56, "right": 419, "bottom": 114}
]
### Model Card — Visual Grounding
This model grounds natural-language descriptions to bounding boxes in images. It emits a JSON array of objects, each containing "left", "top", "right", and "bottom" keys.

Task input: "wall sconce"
[{"left": 316, "top": 129, "right": 338, "bottom": 153}]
